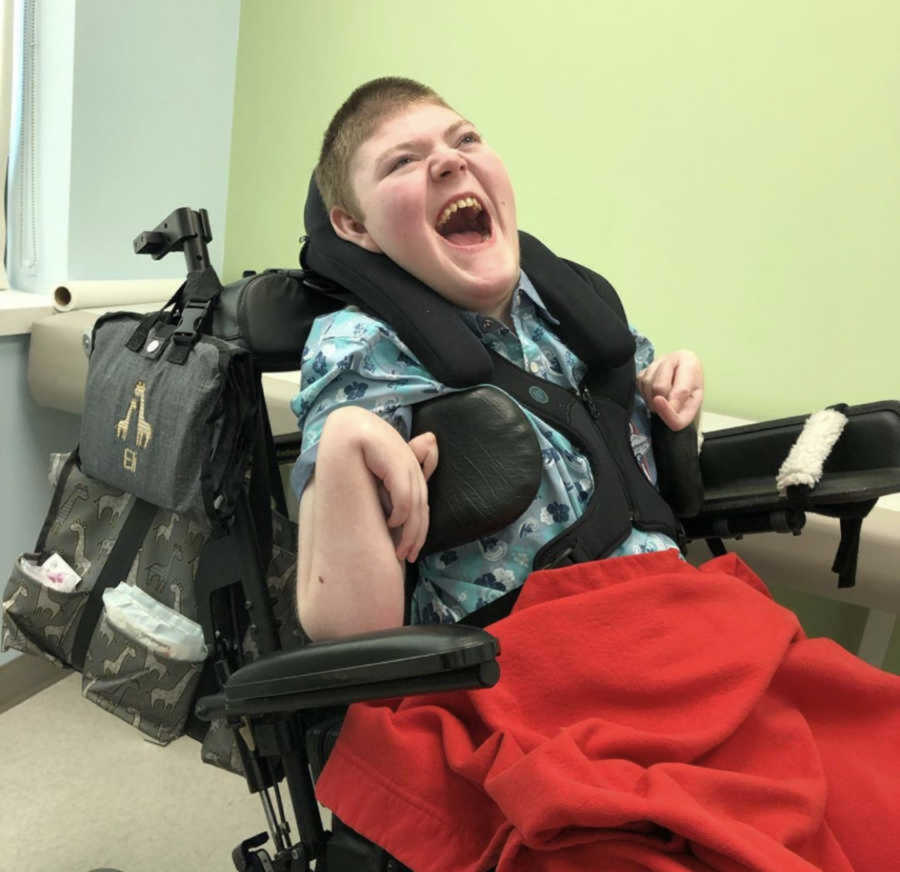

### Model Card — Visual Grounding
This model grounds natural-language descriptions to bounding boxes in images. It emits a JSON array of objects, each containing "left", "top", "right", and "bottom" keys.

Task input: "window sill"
[{"left": 0, "top": 290, "right": 54, "bottom": 336}]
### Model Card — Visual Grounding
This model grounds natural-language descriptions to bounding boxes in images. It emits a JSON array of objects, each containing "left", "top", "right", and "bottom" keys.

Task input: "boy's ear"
[{"left": 329, "top": 206, "right": 382, "bottom": 253}]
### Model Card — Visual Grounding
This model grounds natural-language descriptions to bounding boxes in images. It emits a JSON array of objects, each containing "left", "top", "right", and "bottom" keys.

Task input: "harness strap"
[
  {"left": 453, "top": 351, "right": 682, "bottom": 629},
  {"left": 70, "top": 496, "right": 157, "bottom": 670},
  {"left": 486, "top": 350, "right": 636, "bottom": 568},
  {"left": 458, "top": 586, "right": 522, "bottom": 629}
]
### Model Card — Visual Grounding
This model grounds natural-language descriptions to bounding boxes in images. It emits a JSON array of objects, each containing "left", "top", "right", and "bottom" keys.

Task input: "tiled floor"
[{"left": 1, "top": 673, "right": 328, "bottom": 871}]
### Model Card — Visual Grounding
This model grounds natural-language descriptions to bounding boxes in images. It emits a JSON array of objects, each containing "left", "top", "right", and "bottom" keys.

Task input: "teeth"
[{"left": 436, "top": 196, "right": 483, "bottom": 228}]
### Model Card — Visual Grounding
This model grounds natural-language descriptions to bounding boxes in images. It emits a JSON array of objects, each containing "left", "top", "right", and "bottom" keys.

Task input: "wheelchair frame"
[{"left": 131, "top": 208, "right": 900, "bottom": 872}]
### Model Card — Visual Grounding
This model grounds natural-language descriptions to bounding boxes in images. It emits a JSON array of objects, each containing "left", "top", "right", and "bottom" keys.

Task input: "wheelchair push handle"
[{"left": 133, "top": 206, "right": 213, "bottom": 273}]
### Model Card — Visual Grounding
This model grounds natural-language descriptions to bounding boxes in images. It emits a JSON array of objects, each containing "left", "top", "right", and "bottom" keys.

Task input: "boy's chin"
[{"left": 437, "top": 269, "right": 519, "bottom": 314}]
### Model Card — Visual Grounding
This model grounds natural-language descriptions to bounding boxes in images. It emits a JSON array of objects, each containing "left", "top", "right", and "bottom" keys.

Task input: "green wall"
[
  {"left": 225, "top": 0, "right": 898, "bottom": 667},
  {"left": 225, "top": 0, "right": 899, "bottom": 421}
]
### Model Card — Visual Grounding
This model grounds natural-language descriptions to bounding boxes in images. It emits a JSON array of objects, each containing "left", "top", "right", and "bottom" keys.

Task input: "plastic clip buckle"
[{"left": 173, "top": 299, "right": 213, "bottom": 337}]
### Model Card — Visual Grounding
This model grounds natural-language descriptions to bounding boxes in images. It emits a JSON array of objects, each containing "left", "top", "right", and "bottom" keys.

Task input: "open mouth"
[{"left": 434, "top": 196, "right": 492, "bottom": 247}]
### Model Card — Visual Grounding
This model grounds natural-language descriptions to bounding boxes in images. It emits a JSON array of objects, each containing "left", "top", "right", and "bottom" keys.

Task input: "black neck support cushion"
[{"left": 300, "top": 174, "right": 635, "bottom": 388}]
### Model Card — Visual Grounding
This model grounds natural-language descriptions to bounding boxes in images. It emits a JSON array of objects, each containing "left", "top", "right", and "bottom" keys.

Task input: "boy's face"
[{"left": 330, "top": 102, "right": 520, "bottom": 320}]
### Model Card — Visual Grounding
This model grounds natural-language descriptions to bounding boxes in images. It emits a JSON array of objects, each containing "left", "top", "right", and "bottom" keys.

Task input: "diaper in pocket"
[{"left": 82, "top": 584, "right": 208, "bottom": 745}]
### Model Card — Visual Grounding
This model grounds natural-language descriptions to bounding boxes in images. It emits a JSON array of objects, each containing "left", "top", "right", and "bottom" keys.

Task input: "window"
[{"left": 0, "top": 0, "right": 15, "bottom": 289}]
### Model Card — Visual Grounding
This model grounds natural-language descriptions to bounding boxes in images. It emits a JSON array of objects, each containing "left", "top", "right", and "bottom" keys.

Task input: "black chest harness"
[{"left": 299, "top": 178, "right": 682, "bottom": 620}]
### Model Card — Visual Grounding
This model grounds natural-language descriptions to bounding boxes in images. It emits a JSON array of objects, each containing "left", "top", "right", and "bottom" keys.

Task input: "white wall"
[
  {"left": 1, "top": 0, "right": 240, "bottom": 668},
  {"left": 67, "top": 0, "right": 239, "bottom": 280}
]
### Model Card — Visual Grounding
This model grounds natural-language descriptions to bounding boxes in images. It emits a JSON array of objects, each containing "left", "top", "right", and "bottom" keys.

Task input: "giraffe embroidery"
[
  {"left": 150, "top": 666, "right": 198, "bottom": 712},
  {"left": 103, "top": 646, "right": 137, "bottom": 676},
  {"left": 142, "top": 649, "right": 168, "bottom": 681},
  {"left": 116, "top": 380, "right": 153, "bottom": 472},
  {"left": 98, "top": 490, "right": 131, "bottom": 522},
  {"left": 68, "top": 520, "right": 91, "bottom": 577}
]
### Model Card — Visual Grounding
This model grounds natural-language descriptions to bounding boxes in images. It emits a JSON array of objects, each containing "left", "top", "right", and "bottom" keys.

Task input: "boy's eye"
[
  {"left": 389, "top": 155, "right": 414, "bottom": 172},
  {"left": 458, "top": 131, "right": 480, "bottom": 146}
]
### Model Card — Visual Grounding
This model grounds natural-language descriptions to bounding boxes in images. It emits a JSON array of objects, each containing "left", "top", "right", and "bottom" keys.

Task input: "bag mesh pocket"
[
  {"left": 1, "top": 556, "right": 90, "bottom": 665},
  {"left": 82, "top": 609, "right": 204, "bottom": 745}
]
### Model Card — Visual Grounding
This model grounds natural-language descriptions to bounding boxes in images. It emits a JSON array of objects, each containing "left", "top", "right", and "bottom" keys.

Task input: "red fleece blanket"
[{"left": 315, "top": 551, "right": 900, "bottom": 871}]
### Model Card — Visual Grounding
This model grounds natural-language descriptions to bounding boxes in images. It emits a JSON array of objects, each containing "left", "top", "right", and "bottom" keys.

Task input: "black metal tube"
[{"left": 275, "top": 718, "right": 327, "bottom": 865}]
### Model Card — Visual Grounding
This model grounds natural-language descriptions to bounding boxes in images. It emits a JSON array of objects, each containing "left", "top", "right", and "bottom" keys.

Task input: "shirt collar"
[
  {"left": 517, "top": 270, "right": 560, "bottom": 325},
  {"left": 459, "top": 270, "right": 561, "bottom": 336}
]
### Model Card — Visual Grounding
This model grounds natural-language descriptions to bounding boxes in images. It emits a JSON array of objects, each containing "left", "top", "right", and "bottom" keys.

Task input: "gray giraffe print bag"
[
  {"left": 2, "top": 452, "right": 214, "bottom": 744},
  {"left": 3, "top": 284, "right": 305, "bottom": 755},
  {"left": 1, "top": 452, "right": 303, "bottom": 751}
]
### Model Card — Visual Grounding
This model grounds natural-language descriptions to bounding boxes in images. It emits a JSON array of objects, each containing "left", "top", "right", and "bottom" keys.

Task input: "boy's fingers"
[
  {"left": 636, "top": 363, "right": 657, "bottom": 401},
  {"left": 395, "top": 469, "right": 418, "bottom": 558},
  {"left": 385, "top": 468, "right": 413, "bottom": 528},
  {"left": 653, "top": 391, "right": 701, "bottom": 431},
  {"left": 377, "top": 482, "right": 393, "bottom": 517},
  {"left": 409, "top": 432, "right": 439, "bottom": 481},
  {"left": 400, "top": 467, "right": 429, "bottom": 562},
  {"left": 651, "top": 395, "right": 675, "bottom": 428},
  {"left": 670, "top": 355, "right": 703, "bottom": 419},
  {"left": 652, "top": 395, "right": 687, "bottom": 431},
  {"left": 651, "top": 357, "right": 676, "bottom": 398},
  {"left": 421, "top": 442, "right": 438, "bottom": 482},
  {"left": 408, "top": 497, "right": 429, "bottom": 563},
  {"left": 680, "top": 390, "right": 703, "bottom": 425},
  {"left": 413, "top": 465, "right": 430, "bottom": 560}
]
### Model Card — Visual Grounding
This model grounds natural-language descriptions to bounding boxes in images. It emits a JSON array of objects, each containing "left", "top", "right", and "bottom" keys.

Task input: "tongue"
[{"left": 444, "top": 230, "right": 483, "bottom": 246}]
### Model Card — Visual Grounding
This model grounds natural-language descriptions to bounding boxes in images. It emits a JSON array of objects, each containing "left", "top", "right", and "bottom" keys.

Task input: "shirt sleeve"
[
  {"left": 289, "top": 307, "right": 448, "bottom": 498},
  {"left": 629, "top": 328, "right": 658, "bottom": 486}
]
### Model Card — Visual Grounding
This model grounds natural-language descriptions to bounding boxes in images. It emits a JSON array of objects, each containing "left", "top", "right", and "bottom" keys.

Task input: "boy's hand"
[
  {"left": 637, "top": 350, "right": 704, "bottom": 432},
  {"left": 408, "top": 431, "right": 439, "bottom": 482},
  {"left": 346, "top": 410, "right": 438, "bottom": 563}
]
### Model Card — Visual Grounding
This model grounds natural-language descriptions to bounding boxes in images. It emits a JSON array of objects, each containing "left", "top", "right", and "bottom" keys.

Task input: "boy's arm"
[{"left": 296, "top": 405, "right": 438, "bottom": 641}]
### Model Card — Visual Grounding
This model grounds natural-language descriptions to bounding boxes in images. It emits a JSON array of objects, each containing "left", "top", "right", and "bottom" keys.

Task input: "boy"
[
  {"left": 292, "top": 77, "right": 703, "bottom": 640},
  {"left": 295, "top": 79, "right": 900, "bottom": 871}
]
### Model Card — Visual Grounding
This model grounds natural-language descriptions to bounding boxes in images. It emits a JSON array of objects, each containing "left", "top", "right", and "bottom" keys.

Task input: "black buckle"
[
  {"left": 173, "top": 298, "right": 214, "bottom": 337},
  {"left": 166, "top": 299, "right": 214, "bottom": 364},
  {"left": 538, "top": 545, "right": 575, "bottom": 570}
]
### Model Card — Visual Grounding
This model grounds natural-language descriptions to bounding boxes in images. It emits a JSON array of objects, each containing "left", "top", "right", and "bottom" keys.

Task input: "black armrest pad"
[
  {"left": 224, "top": 625, "right": 499, "bottom": 710},
  {"left": 699, "top": 400, "right": 900, "bottom": 513}
]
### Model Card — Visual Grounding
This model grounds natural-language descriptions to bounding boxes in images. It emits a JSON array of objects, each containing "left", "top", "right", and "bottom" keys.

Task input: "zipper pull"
[{"left": 579, "top": 384, "right": 601, "bottom": 422}]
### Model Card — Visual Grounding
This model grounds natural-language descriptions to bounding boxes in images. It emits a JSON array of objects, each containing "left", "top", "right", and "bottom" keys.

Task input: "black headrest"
[{"left": 300, "top": 174, "right": 634, "bottom": 387}]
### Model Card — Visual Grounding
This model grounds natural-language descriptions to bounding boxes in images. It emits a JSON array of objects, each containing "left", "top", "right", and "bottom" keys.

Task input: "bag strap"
[
  {"left": 124, "top": 285, "right": 184, "bottom": 353},
  {"left": 34, "top": 452, "right": 80, "bottom": 552},
  {"left": 167, "top": 266, "right": 225, "bottom": 365},
  {"left": 70, "top": 496, "right": 157, "bottom": 670}
]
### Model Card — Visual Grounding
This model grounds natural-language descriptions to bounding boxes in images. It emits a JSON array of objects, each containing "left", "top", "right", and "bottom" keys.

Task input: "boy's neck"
[{"left": 474, "top": 278, "right": 518, "bottom": 328}]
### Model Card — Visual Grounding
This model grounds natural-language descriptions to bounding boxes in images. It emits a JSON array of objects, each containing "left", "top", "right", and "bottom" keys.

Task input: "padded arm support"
[
  {"left": 694, "top": 401, "right": 900, "bottom": 516},
  {"left": 685, "top": 401, "right": 900, "bottom": 587},
  {"left": 195, "top": 625, "right": 500, "bottom": 720},
  {"left": 411, "top": 387, "right": 541, "bottom": 555},
  {"left": 651, "top": 416, "right": 704, "bottom": 518}
]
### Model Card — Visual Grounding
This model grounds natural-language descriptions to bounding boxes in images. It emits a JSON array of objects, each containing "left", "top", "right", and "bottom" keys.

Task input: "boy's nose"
[{"left": 430, "top": 149, "right": 467, "bottom": 181}]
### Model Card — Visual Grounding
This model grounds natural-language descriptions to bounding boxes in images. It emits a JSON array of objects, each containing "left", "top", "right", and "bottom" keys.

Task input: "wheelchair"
[
  {"left": 16, "top": 202, "right": 900, "bottom": 872},
  {"left": 193, "top": 402, "right": 900, "bottom": 871},
  {"left": 129, "top": 200, "right": 894, "bottom": 871}
]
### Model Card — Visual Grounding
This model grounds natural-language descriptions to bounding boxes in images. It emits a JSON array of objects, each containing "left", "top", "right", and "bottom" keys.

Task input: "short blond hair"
[{"left": 316, "top": 77, "right": 451, "bottom": 219}]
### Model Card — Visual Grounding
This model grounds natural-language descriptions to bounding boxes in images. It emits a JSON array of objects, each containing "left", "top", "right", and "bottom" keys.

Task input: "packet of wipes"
[
  {"left": 102, "top": 583, "right": 208, "bottom": 662},
  {"left": 18, "top": 553, "right": 82, "bottom": 593}
]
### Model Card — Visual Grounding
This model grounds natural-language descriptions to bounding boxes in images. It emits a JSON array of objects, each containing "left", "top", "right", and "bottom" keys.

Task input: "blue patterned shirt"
[{"left": 290, "top": 271, "right": 679, "bottom": 624}]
